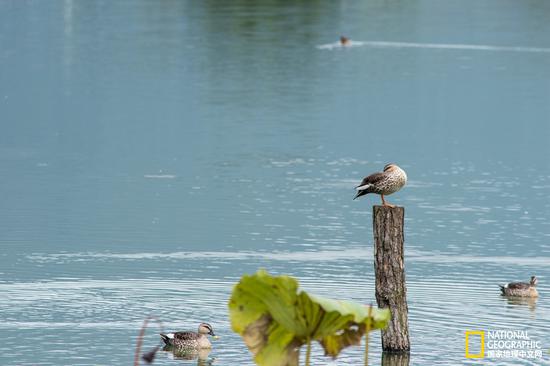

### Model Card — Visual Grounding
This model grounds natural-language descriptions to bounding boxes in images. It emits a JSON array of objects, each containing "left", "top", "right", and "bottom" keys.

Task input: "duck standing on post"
[{"left": 354, "top": 163, "right": 407, "bottom": 207}]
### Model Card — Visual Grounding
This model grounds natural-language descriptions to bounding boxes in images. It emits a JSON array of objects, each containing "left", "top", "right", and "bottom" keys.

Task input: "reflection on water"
[
  {"left": 381, "top": 352, "right": 410, "bottom": 366},
  {"left": 502, "top": 296, "right": 538, "bottom": 313},
  {"left": 162, "top": 346, "right": 214, "bottom": 365}
]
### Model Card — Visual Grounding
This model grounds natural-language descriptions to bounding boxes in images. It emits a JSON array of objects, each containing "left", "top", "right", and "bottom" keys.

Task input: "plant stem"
[
  {"left": 133, "top": 315, "right": 164, "bottom": 366},
  {"left": 364, "top": 305, "right": 373, "bottom": 366},
  {"left": 305, "top": 338, "right": 312, "bottom": 366}
]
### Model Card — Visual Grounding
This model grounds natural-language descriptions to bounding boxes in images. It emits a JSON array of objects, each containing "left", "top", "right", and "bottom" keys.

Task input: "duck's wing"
[
  {"left": 356, "top": 172, "right": 386, "bottom": 191},
  {"left": 173, "top": 331, "right": 200, "bottom": 341},
  {"left": 506, "top": 282, "right": 530, "bottom": 290}
]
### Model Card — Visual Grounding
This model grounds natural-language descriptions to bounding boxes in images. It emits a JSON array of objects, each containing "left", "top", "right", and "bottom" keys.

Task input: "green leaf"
[{"left": 228, "top": 270, "right": 391, "bottom": 365}]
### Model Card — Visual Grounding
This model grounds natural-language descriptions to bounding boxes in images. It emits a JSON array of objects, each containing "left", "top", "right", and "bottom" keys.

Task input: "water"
[{"left": 1, "top": 0, "right": 550, "bottom": 365}]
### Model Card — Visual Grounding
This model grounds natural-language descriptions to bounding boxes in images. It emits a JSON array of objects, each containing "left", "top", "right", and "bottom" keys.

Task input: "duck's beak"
[{"left": 209, "top": 330, "right": 216, "bottom": 337}]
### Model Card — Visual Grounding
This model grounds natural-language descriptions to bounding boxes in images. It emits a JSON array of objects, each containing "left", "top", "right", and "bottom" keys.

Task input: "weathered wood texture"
[{"left": 373, "top": 205, "right": 410, "bottom": 352}]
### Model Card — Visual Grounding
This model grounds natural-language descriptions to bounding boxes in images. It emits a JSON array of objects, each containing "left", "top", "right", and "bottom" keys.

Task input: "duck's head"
[
  {"left": 340, "top": 36, "right": 350, "bottom": 45},
  {"left": 383, "top": 163, "right": 399, "bottom": 172},
  {"left": 530, "top": 276, "right": 538, "bottom": 286},
  {"left": 198, "top": 323, "right": 215, "bottom": 336}
]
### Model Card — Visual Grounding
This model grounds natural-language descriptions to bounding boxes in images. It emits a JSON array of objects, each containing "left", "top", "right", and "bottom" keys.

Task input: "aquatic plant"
[
  {"left": 133, "top": 315, "right": 164, "bottom": 366},
  {"left": 229, "top": 270, "right": 390, "bottom": 366}
]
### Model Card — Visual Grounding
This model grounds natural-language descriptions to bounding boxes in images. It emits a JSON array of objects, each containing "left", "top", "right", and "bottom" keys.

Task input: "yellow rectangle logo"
[{"left": 465, "top": 330, "right": 485, "bottom": 358}]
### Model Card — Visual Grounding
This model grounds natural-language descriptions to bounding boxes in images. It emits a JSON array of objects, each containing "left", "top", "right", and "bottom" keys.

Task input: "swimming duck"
[
  {"left": 354, "top": 163, "right": 407, "bottom": 207},
  {"left": 499, "top": 276, "right": 539, "bottom": 297},
  {"left": 340, "top": 36, "right": 350, "bottom": 46},
  {"left": 160, "top": 323, "right": 216, "bottom": 350}
]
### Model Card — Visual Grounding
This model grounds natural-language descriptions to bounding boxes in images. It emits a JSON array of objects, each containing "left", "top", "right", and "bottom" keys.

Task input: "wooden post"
[{"left": 373, "top": 205, "right": 410, "bottom": 352}]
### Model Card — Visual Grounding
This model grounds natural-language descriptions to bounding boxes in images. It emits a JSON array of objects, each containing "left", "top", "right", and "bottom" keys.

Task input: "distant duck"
[
  {"left": 354, "top": 163, "right": 407, "bottom": 207},
  {"left": 340, "top": 36, "right": 351, "bottom": 46},
  {"left": 499, "top": 276, "right": 539, "bottom": 297},
  {"left": 160, "top": 323, "right": 216, "bottom": 350}
]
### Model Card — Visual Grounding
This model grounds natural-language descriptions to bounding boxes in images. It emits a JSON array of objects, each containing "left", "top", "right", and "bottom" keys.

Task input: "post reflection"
[{"left": 381, "top": 351, "right": 410, "bottom": 366}]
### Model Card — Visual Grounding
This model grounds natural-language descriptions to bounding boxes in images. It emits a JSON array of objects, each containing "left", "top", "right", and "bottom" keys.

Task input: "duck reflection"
[
  {"left": 503, "top": 295, "right": 537, "bottom": 312},
  {"left": 162, "top": 345, "right": 214, "bottom": 365},
  {"left": 381, "top": 352, "right": 410, "bottom": 366}
]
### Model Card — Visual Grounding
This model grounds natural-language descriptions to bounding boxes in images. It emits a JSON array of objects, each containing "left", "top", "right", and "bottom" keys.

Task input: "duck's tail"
[
  {"left": 353, "top": 183, "right": 373, "bottom": 200},
  {"left": 160, "top": 333, "right": 174, "bottom": 345},
  {"left": 353, "top": 190, "right": 368, "bottom": 200}
]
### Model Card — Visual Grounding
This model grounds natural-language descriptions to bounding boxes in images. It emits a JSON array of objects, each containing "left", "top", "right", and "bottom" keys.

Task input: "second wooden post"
[{"left": 373, "top": 205, "right": 410, "bottom": 352}]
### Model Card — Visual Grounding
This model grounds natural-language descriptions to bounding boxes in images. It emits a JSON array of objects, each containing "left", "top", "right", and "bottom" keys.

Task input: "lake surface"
[{"left": 1, "top": 1, "right": 550, "bottom": 365}]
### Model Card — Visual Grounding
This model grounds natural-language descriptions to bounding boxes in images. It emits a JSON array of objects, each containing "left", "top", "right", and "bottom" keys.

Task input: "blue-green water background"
[{"left": 1, "top": 1, "right": 550, "bottom": 365}]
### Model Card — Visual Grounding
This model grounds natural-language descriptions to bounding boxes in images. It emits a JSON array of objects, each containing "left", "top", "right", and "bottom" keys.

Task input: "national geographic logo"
[
  {"left": 465, "top": 330, "right": 543, "bottom": 360},
  {"left": 465, "top": 330, "right": 485, "bottom": 358}
]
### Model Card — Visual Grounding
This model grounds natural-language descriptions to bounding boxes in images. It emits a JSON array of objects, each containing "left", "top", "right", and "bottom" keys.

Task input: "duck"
[
  {"left": 353, "top": 163, "right": 407, "bottom": 207},
  {"left": 160, "top": 323, "right": 216, "bottom": 350},
  {"left": 340, "top": 36, "right": 351, "bottom": 46},
  {"left": 499, "top": 276, "right": 539, "bottom": 297}
]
